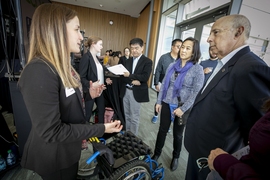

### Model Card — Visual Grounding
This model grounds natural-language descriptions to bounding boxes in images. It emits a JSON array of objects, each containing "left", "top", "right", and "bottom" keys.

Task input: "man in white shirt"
[{"left": 119, "top": 38, "right": 153, "bottom": 135}]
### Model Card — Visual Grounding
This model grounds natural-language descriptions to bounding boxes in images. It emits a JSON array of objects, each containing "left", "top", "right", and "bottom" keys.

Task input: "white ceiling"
[{"left": 51, "top": 0, "right": 151, "bottom": 18}]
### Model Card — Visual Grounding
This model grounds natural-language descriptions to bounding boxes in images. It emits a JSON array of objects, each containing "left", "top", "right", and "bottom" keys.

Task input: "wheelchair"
[{"left": 77, "top": 131, "right": 164, "bottom": 180}]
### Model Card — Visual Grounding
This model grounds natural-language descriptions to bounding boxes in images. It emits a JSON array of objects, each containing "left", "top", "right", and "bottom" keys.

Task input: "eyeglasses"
[
  {"left": 174, "top": 45, "right": 181, "bottom": 49},
  {"left": 196, "top": 157, "right": 208, "bottom": 172}
]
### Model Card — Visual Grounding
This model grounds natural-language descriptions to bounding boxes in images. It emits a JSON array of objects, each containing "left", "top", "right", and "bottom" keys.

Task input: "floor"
[{"left": 1, "top": 88, "right": 188, "bottom": 180}]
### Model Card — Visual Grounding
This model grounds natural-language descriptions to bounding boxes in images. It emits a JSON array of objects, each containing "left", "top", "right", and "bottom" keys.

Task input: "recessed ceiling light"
[{"left": 99, "top": 4, "right": 103, "bottom": 7}]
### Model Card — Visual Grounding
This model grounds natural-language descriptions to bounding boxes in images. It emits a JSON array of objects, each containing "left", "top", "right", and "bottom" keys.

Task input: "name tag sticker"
[{"left": 65, "top": 87, "right": 75, "bottom": 97}]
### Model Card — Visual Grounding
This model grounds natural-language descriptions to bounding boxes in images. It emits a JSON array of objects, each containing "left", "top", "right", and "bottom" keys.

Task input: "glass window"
[
  {"left": 183, "top": 0, "right": 230, "bottom": 20},
  {"left": 200, "top": 23, "right": 213, "bottom": 61},
  {"left": 154, "top": 10, "right": 177, "bottom": 70},
  {"left": 160, "top": 16, "right": 176, "bottom": 55},
  {"left": 152, "top": 9, "right": 177, "bottom": 88},
  {"left": 162, "top": 0, "right": 178, "bottom": 12},
  {"left": 181, "top": 28, "right": 195, "bottom": 40}
]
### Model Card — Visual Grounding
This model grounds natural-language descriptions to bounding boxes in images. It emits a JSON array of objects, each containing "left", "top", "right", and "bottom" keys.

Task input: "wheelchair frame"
[{"left": 77, "top": 131, "right": 164, "bottom": 180}]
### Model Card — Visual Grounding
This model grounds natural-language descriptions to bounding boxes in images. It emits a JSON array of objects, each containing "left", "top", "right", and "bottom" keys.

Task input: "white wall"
[{"left": 240, "top": 0, "right": 270, "bottom": 65}]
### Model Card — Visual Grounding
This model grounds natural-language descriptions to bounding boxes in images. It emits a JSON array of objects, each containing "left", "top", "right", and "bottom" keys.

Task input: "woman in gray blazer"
[
  {"left": 152, "top": 37, "right": 204, "bottom": 171},
  {"left": 18, "top": 3, "right": 122, "bottom": 180}
]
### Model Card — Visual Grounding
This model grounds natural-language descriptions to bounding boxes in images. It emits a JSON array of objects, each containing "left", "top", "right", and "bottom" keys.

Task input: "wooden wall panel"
[
  {"left": 148, "top": 0, "right": 162, "bottom": 86},
  {"left": 53, "top": 1, "right": 162, "bottom": 87},
  {"left": 53, "top": 2, "right": 137, "bottom": 55},
  {"left": 136, "top": 5, "right": 150, "bottom": 48},
  {"left": 148, "top": 0, "right": 162, "bottom": 61},
  {"left": 136, "top": 1, "right": 162, "bottom": 86}
]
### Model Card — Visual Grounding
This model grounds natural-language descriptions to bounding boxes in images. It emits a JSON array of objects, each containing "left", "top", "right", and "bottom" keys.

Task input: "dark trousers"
[
  {"left": 154, "top": 101, "right": 185, "bottom": 158},
  {"left": 185, "top": 154, "right": 210, "bottom": 180},
  {"left": 153, "top": 92, "right": 159, "bottom": 116},
  {"left": 85, "top": 93, "right": 105, "bottom": 123},
  {"left": 41, "top": 162, "right": 78, "bottom": 180}
]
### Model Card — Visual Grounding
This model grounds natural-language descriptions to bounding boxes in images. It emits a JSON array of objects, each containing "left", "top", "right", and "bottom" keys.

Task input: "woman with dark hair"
[
  {"left": 107, "top": 51, "right": 120, "bottom": 66},
  {"left": 208, "top": 98, "right": 270, "bottom": 180},
  {"left": 152, "top": 37, "right": 204, "bottom": 171},
  {"left": 118, "top": 47, "right": 131, "bottom": 66}
]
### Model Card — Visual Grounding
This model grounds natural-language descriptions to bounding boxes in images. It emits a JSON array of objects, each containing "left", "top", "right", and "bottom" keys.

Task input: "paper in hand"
[{"left": 107, "top": 64, "right": 129, "bottom": 75}]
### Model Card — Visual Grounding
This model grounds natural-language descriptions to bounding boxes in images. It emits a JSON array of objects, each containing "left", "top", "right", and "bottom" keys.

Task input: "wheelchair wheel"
[{"left": 109, "top": 160, "right": 151, "bottom": 180}]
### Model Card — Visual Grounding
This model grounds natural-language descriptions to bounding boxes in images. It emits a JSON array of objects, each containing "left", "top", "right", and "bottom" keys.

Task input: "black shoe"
[
  {"left": 170, "top": 158, "right": 178, "bottom": 171},
  {"left": 151, "top": 154, "right": 159, "bottom": 161}
]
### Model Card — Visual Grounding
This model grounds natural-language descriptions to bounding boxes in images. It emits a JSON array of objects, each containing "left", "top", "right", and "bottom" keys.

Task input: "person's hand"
[
  {"left": 203, "top": 67, "right": 213, "bottom": 74},
  {"left": 155, "top": 85, "right": 160, "bottom": 92},
  {"left": 92, "top": 80, "right": 106, "bottom": 91},
  {"left": 174, "top": 108, "right": 183, "bottom": 117},
  {"left": 131, "top": 80, "right": 140, "bottom": 86},
  {"left": 123, "top": 71, "right": 130, "bottom": 77},
  {"left": 208, "top": 148, "right": 228, "bottom": 170},
  {"left": 89, "top": 80, "right": 106, "bottom": 99},
  {"left": 155, "top": 104, "right": 162, "bottom": 113},
  {"left": 106, "top": 78, "right": 112, "bottom": 85},
  {"left": 104, "top": 120, "right": 123, "bottom": 133}
]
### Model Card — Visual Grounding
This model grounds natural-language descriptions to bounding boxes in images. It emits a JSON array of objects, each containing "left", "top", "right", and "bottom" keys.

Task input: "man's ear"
[{"left": 235, "top": 26, "right": 244, "bottom": 37}]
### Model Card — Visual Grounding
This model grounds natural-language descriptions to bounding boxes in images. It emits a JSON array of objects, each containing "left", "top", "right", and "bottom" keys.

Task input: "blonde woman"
[{"left": 18, "top": 4, "right": 122, "bottom": 180}]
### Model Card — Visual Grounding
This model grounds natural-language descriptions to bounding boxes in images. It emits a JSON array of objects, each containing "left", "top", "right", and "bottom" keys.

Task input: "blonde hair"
[
  {"left": 27, "top": 3, "right": 79, "bottom": 88},
  {"left": 85, "top": 36, "right": 102, "bottom": 48}
]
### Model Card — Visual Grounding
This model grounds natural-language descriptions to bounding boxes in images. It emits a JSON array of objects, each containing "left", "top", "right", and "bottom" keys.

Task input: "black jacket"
[
  {"left": 19, "top": 58, "right": 105, "bottom": 176},
  {"left": 120, "top": 55, "right": 152, "bottom": 102}
]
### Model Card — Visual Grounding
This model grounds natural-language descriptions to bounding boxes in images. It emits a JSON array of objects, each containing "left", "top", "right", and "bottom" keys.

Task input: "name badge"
[{"left": 65, "top": 87, "right": 75, "bottom": 97}]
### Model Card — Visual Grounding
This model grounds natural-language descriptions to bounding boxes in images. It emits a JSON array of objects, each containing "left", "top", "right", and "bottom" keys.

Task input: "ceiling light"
[{"left": 99, "top": 4, "right": 103, "bottom": 7}]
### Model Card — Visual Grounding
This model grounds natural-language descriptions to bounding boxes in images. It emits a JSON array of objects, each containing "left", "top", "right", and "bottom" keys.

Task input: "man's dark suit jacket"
[
  {"left": 184, "top": 46, "right": 270, "bottom": 160},
  {"left": 19, "top": 58, "right": 105, "bottom": 176},
  {"left": 120, "top": 55, "right": 152, "bottom": 103}
]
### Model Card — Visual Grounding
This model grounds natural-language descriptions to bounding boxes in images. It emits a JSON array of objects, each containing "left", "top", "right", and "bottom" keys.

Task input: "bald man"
[{"left": 184, "top": 14, "right": 270, "bottom": 180}]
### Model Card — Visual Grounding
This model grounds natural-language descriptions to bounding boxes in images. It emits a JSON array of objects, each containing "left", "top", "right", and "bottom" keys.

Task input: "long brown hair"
[{"left": 27, "top": 3, "right": 79, "bottom": 88}]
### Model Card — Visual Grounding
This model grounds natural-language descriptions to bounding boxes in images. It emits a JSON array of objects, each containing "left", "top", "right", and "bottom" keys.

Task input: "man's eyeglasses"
[
  {"left": 196, "top": 157, "right": 208, "bottom": 172},
  {"left": 174, "top": 45, "right": 181, "bottom": 49}
]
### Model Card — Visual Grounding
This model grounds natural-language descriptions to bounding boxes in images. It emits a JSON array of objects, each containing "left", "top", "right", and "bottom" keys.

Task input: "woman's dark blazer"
[
  {"left": 18, "top": 58, "right": 105, "bottom": 176},
  {"left": 79, "top": 50, "right": 106, "bottom": 101}
]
